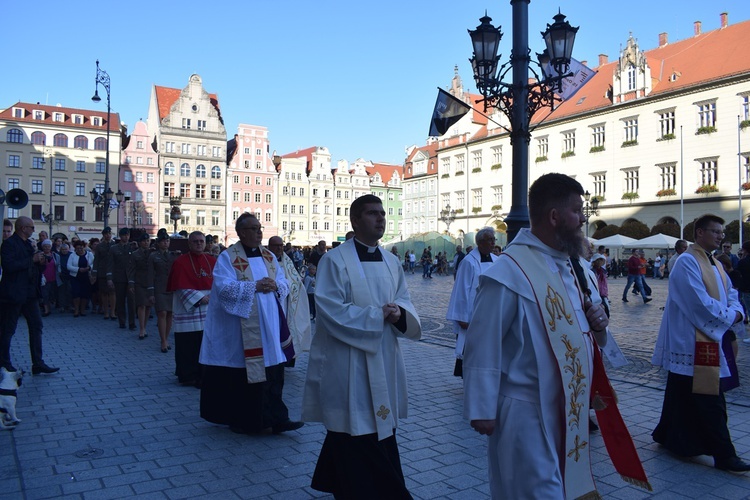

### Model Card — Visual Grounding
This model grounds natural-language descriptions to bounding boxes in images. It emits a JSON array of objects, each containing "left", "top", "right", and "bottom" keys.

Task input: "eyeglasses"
[
  {"left": 703, "top": 229, "right": 725, "bottom": 237},
  {"left": 240, "top": 225, "right": 264, "bottom": 233}
]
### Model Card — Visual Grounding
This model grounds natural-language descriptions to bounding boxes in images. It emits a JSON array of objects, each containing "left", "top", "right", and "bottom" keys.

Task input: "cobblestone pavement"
[{"left": 2, "top": 272, "right": 750, "bottom": 499}]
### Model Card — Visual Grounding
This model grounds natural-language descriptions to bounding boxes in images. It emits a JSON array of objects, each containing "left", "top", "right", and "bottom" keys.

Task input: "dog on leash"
[{"left": 0, "top": 367, "right": 23, "bottom": 429}]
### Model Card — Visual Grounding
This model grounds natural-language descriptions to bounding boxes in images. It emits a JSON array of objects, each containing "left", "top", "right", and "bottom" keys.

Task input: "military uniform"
[
  {"left": 109, "top": 242, "right": 135, "bottom": 328},
  {"left": 148, "top": 249, "right": 175, "bottom": 312}
]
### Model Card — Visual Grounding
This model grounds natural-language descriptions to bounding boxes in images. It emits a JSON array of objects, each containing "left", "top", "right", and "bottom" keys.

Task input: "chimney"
[
  {"left": 598, "top": 54, "right": 608, "bottom": 67},
  {"left": 580, "top": 60, "right": 587, "bottom": 67},
  {"left": 694, "top": 21, "right": 702, "bottom": 36},
  {"left": 720, "top": 12, "right": 728, "bottom": 28},
  {"left": 658, "top": 32, "right": 668, "bottom": 47}
]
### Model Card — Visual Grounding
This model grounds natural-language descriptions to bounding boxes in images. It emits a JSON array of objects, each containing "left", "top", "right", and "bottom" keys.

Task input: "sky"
[{"left": 4, "top": 1, "right": 750, "bottom": 165}]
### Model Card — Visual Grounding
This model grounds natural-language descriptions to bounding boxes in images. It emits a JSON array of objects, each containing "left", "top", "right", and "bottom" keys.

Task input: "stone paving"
[{"left": 1, "top": 271, "right": 750, "bottom": 499}]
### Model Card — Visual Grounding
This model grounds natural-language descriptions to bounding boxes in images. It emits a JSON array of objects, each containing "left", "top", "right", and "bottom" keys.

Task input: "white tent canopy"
[
  {"left": 594, "top": 234, "right": 637, "bottom": 248},
  {"left": 628, "top": 233, "right": 680, "bottom": 249}
]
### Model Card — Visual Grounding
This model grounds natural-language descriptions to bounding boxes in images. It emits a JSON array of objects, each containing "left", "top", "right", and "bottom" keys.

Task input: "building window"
[
  {"left": 51, "top": 134, "right": 68, "bottom": 147},
  {"left": 73, "top": 114, "right": 82, "bottom": 124},
  {"left": 744, "top": 156, "right": 750, "bottom": 183},
  {"left": 623, "top": 118, "right": 638, "bottom": 143},
  {"left": 623, "top": 168, "right": 639, "bottom": 193},
  {"left": 197, "top": 120, "right": 206, "bottom": 131},
  {"left": 196, "top": 210, "right": 206, "bottom": 225},
  {"left": 31, "top": 180, "right": 43, "bottom": 194},
  {"left": 75, "top": 182, "right": 86, "bottom": 196},
  {"left": 196, "top": 164, "right": 206, "bottom": 178},
  {"left": 31, "top": 131, "right": 45, "bottom": 145},
  {"left": 196, "top": 184, "right": 206, "bottom": 199},
  {"left": 197, "top": 145, "right": 206, "bottom": 156},
  {"left": 12, "top": 108, "right": 23, "bottom": 118},
  {"left": 211, "top": 166, "right": 221, "bottom": 179},
  {"left": 699, "top": 158, "right": 718, "bottom": 186},
  {"left": 92, "top": 117, "right": 101, "bottom": 126},
  {"left": 210, "top": 186, "right": 221, "bottom": 199},
  {"left": 266, "top": 178, "right": 272, "bottom": 186},
  {"left": 147, "top": 192, "right": 154, "bottom": 203},
  {"left": 135, "top": 172, "right": 143, "bottom": 182},
  {"left": 254, "top": 193, "right": 261, "bottom": 203},
  {"left": 163, "top": 182, "right": 175, "bottom": 197},
  {"left": 180, "top": 209, "right": 191, "bottom": 225},
  {"left": 147, "top": 172, "right": 154, "bottom": 183},
  {"left": 54, "top": 158, "right": 65, "bottom": 171},
  {"left": 266, "top": 213, "right": 272, "bottom": 223},
  {"left": 697, "top": 102, "right": 717, "bottom": 129},
  {"left": 471, "top": 151, "right": 482, "bottom": 171},
  {"left": 181, "top": 143, "right": 190, "bottom": 155},
  {"left": 455, "top": 154, "right": 465, "bottom": 174},
  {"left": 212, "top": 210, "right": 220, "bottom": 226},
  {"left": 75, "top": 207, "right": 85, "bottom": 221},
  {"left": 244, "top": 193, "right": 251, "bottom": 202},
  {"left": 659, "top": 110, "right": 675, "bottom": 138},
  {"left": 136, "top": 140, "right": 144, "bottom": 149},
  {"left": 76, "top": 161, "right": 86, "bottom": 172},
  {"left": 743, "top": 96, "right": 750, "bottom": 121},
  {"left": 492, "top": 186, "right": 502, "bottom": 206},
  {"left": 324, "top": 222, "right": 330, "bottom": 231},
  {"left": 95, "top": 161, "right": 106, "bottom": 174},
  {"left": 562, "top": 131, "right": 576, "bottom": 154},
  {"left": 590, "top": 125, "right": 605, "bottom": 148},
  {"left": 626, "top": 65, "right": 637, "bottom": 91},
  {"left": 212, "top": 146, "right": 221, "bottom": 157},
  {"left": 164, "top": 162, "right": 175, "bottom": 176},
  {"left": 147, "top": 158, "right": 154, "bottom": 165},
  {"left": 182, "top": 118, "right": 191, "bottom": 129},
  {"left": 180, "top": 163, "right": 191, "bottom": 176},
  {"left": 537, "top": 136, "right": 549, "bottom": 159},
  {"left": 8, "top": 155, "right": 20, "bottom": 168},
  {"left": 94, "top": 137, "right": 106, "bottom": 150},
  {"left": 7, "top": 129, "right": 23, "bottom": 143},
  {"left": 74, "top": 135, "right": 88, "bottom": 149},
  {"left": 592, "top": 173, "right": 606, "bottom": 198},
  {"left": 255, "top": 176, "right": 261, "bottom": 185},
  {"left": 54, "top": 181, "right": 66, "bottom": 195},
  {"left": 456, "top": 190, "right": 465, "bottom": 208},
  {"left": 180, "top": 183, "right": 191, "bottom": 198},
  {"left": 659, "top": 163, "right": 677, "bottom": 190},
  {"left": 165, "top": 142, "right": 175, "bottom": 153},
  {"left": 265, "top": 194, "right": 272, "bottom": 203}
]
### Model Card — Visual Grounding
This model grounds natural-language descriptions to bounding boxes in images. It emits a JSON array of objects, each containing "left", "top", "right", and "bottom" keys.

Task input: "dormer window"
[
  {"left": 626, "top": 65, "right": 637, "bottom": 91},
  {"left": 73, "top": 114, "right": 83, "bottom": 124},
  {"left": 92, "top": 116, "right": 101, "bottom": 126},
  {"left": 54, "top": 112, "right": 64, "bottom": 122},
  {"left": 12, "top": 107, "right": 23, "bottom": 118},
  {"left": 34, "top": 110, "right": 43, "bottom": 120}
]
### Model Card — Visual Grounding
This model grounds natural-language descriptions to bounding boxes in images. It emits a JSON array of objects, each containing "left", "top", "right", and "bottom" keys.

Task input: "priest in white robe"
[
  {"left": 652, "top": 214, "right": 750, "bottom": 472},
  {"left": 463, "top": 174, "right": 650, "bottom": 499},
  {"left": 199, "top": 214, "right": 303, "bottom": 435},
  {"left": 303, "top": 195, "right": 421, "bottom": 499},
  {"left": 446, "top": 227, "right": 498, "bottom": 376},
  {"left": 267, "top": 235, "right": 311, "bottom": 365}
]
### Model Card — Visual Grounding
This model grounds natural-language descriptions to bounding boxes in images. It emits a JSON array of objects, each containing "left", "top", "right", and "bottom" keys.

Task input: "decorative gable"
[{"left": 613, "top": 35, "right": 652, "bottom": 103}]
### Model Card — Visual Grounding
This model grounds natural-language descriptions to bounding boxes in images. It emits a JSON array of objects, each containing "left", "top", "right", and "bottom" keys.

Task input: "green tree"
[
  {"left": 723, "top": 220, "right": 750, "bottom": 244},
  {"left": 650, "top": 223, "right": 681, "bottom": 238},
  {"left": 619, "top": 220, "right": 650, "bottom": 239},
  {"left": 683, "top": 221, "right": 696, "bottom": 242},
  {"left": 592, "top": 224, "right": 619, "bottom": 239}
]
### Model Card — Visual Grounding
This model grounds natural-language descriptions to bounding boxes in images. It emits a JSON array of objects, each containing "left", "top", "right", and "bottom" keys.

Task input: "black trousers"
[
  {"left": 114, "top": 281, "right": 135, "bottom": 327},
  {"left": 652, "top": 371, "right": 737, "bottom": 459},
  {"left": 0, "top": 298, "right": 45, "bottom": 370}
]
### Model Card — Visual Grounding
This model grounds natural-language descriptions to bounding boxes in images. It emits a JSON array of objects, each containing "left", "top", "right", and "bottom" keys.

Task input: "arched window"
[
  {"left": 164, "top": 162, "right": 175, "bottom": 176},
  {"left": 7, "top": 129, "right": 23, "bottom": 143},
  {"left": 196, "top": 164, "right": 206, "bottom": 178},
  {"left": 31, "top": 131, "right": 46, "bottom": 145},
  {"left": 94, "top": 137, "right": 107, "bottom": 150},
  {"left": 74, "top": 135, "right": 88, "bottom": 149},
  {"left": 180, "top": 163, "right": 191, "bottom": 176},
  {"left": 211, "top": 166, "right": 221, "bottom": 179},
  {"left": 53, "top": 133, "right": 68, "bottom": 147}
]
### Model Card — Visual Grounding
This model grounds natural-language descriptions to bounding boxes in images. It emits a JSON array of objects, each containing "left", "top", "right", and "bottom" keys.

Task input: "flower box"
[
  {"left": 535, "top": 156, "right": 548, "bottom": 163},
  {"left": 621, "top": 140, "right": 638, "bottom": 148},
  {"left": 490, "top": 163, "right": 501, "bottom": 170},
  {"left": 440, "top": 173, "right": 449, "bottom": 179},
  {"left": 621, "top": 192, "right": 639, "bottom": 202},
  {"left": 561, "top": 151, "right": 575, "bottom": 159},
  {"left": 472, "top": 167, "right": 482, "bottom": 173},
  {"left": 656, "top": 188, "right": 677, "bottom": 197},
  {"left": 589, "top": 145, "right": 605, "bottom": 153},
  {"left": 656, "top": 133, "right": 676, "bottom": 141},
  {"left": 455, "top": 171, "right": 465, "bottom": 176},
  {"left": 695, "top": 184, "right": 719, "bottom": 194},
  {"left": 696, "top": 126, "right": 717, "bottom": 135},
  {"left": 472, "top": 207, "right": 482, "bottom": 214}
]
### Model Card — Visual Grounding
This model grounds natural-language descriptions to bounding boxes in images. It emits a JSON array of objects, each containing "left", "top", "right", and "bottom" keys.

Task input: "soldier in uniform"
[
  {"left": 110, "top": 227, "right": 136, "bottom": 330},
  {"left": 92, "top": 227, "right": 116, "bottom": 320},
  {"left": 132, "top": 234, "right": 152, "bottom": 340},
  {"left": 148, "top": 232, "right": 176, "bottom": 353}
]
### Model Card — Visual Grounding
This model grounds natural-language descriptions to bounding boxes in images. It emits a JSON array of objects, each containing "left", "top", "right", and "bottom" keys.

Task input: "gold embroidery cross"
[
  {"left": 567, "top": 434, "right": 588, "bottom": 462},
  {"left": 377, "top": 405, "right": 390, "bottom": 420},
  {"left": 697, "top": 344, "right": 718, "bottom": 365}
]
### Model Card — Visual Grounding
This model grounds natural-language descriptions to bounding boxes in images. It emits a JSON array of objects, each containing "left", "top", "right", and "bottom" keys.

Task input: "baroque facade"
[
  {"left": 431, "top": 12, "right": 750, "bottom": 240},
  {"left": 118, "top": 121, "right": 159, "bottom": 235}
]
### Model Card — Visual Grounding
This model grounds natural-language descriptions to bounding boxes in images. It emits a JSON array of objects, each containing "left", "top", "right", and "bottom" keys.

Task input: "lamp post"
[
  {"left": 468, "top": 4, "right": 578, "bottom": 242},
  {"left": 39, "top": 149, "right": 55, "bottom": 235},
  {"left": 272, "top": 154, "right": 293, "bottom": 242},
  {"left": 582, "top": 190, "right": 599, "bottom": 236},
  {"left": 439, "top": 203, "right": 457, "bottom": 234},
  {"left": 91, "top": 59, "right": 114, "bottom": 231},
  {"left": 169, "top": 196, "right": 182, "bottom": 236}
]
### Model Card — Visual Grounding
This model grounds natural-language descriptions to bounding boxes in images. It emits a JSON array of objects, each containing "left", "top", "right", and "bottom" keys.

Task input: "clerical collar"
[
  {"left": 480, "top": 253, "right": 493, "bottom": 263},
  {"left": 354, "top": 239, "right": 383, "bottom": 262},
  {"left": 242, "top": 244, "right": 262, "bottom": 258}
]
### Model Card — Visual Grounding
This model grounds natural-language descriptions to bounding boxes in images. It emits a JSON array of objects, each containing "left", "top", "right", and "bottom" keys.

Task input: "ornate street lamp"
[
  {"left": 90, "top": 186, "right": 123, "bottom": 226},
  {"left": 169, "top": 196, "right": 182, "bottom": 236},
  {"left": 439, "top": 203, "right": 457, "bottom": 233},
  {"left": 583, "top": 190, "right": 600, "bottom": 236},
  {"left": 91, "top": 59, "right": 114, "bottom": 231},
  {"left": 468, "top": 4, "right": 578, "bottom": 242}
]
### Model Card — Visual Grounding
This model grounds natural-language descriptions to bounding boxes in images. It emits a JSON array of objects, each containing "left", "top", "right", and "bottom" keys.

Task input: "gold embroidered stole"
[
  {"left": 685, "top": 244, "right": 728, "bottom": 395},
  {"left": 227, "top": 242, "right": 277, "bottom": 383},
  {"left": 503, "top": 245, "right": 598, "bottom": 500}
]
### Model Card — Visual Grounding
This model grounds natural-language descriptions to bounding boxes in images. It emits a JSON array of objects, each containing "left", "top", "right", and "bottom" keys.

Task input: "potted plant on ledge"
[
  {"left": 656, "top": 188, "right": 677, "bottom": 197},
  {"left": 695, "top": 184, "right": 719, "bottom": 194},
  {"left": 621, "top": 192, "right": 639, "bottom": 204}
]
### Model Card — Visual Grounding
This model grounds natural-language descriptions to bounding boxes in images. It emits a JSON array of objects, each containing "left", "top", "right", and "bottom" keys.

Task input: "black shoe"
[
  {"left": 32, "top": 364, "right": 60, "bottom": 375},
  {"left": 622, "top": 298, "right": 629, "bottom": 302},
  {"left": 715, "top": 456, "right": 750, "bottom": 472},
  {"left": 272, "top": 420, "right": 304, "bottom": 434},
  {"left": 644, "top": 298, "right": 653, "bottom": 304},
  {"left": 230, "top": 425, "right": 271, "bottom": 435}
]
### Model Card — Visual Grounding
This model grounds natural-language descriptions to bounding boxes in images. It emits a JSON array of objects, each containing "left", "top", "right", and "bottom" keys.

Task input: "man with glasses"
[
  {"left": 0, "top": 217, "right": 59, "bottom": 374},
  {"left": 653, "top": 214, "right": 750, "bottom": 472},
  {"left": 199, "top": 214, "right": 302, "bottom": 435},
  {"left": 720, "top": 240, "right": 739, "bottom": 269},
  {"left": 166, "top": 232, "right": 216, "bottom": 387},
  {"left": 446, "top": 227, "right": 499, "bottom": 377},
  {"left": 267, "top": 235, "right": 310, "bottom": 366}
]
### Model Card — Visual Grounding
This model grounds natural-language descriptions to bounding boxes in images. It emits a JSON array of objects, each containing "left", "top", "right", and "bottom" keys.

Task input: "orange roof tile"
[
  {"left": 154, "top": 85, "right": 221, "bottom": 122},
  {"left": 0, "top": 101, "right": 121, "bottom": 133},
  {"left": 368, "top": 162, "right": 403, "bottom": 185}
]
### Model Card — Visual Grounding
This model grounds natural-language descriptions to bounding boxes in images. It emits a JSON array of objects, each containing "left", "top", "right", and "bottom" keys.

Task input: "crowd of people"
[{"left": 4, "top": 174, "right": 750, "bottom": 498}]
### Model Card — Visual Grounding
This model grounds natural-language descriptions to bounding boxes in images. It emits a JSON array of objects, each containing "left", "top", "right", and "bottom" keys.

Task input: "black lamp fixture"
[
  {"left": 439, "top": 203, "right": 457, "bottom": 234},
  {"left": 467, "top": 3, "right": 579, "bottom": 242},
  {"left": 91, "top": 59, "right": 114, "bottom": 230},
  {"left": 583, "top": 190, "right": 600, "bottom": 236}
]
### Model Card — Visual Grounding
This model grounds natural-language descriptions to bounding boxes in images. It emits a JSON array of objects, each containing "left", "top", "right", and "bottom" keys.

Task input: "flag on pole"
[
  {"left": 541, "top": 58, "right": 595, "bottom": 101},
  {"left": 428, "top": 88, "right": 472, "bottom": 137}
]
